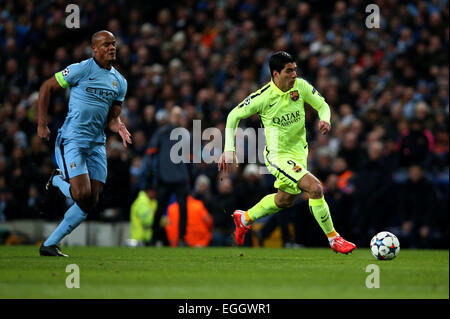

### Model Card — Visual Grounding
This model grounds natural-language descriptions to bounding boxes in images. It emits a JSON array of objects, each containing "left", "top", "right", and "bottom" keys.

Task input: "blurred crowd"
[{"left": 0, "top": 0, "right": 448, "bottom": 248}]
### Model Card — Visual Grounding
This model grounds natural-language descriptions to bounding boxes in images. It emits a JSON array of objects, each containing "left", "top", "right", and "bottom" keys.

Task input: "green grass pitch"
[{"left": 0, "top": 246, "right": 448, "bottom": 299}]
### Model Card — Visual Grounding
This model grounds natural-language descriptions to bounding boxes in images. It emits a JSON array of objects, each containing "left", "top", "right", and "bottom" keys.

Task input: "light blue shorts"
[{"left": 54, "top": 132, "right": 107, "bottom": 183}]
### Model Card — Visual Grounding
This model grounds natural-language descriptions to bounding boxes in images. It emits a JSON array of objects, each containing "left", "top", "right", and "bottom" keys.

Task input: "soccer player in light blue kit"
[{"left": 37, "top": 31, "right": 131, "bottom": 256}]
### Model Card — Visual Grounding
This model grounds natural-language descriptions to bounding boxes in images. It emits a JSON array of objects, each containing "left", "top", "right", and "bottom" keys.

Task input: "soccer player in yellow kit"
[{"left": 218, "top": 51, "right": 356, "bottom": 254}]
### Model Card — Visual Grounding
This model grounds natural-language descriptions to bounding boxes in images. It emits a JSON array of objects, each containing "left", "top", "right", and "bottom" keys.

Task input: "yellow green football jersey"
[{"left": 224, "top": 78, "right": 330, "bottom": 159}]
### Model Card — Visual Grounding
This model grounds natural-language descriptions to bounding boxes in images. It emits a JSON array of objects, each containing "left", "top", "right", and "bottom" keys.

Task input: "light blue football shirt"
[{"left": 54, "top": 58, "right": 127, "bottom": 144}]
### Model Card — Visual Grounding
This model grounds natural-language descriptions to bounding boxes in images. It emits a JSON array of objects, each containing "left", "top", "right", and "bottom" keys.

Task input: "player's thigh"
[
  {"left": 264, "top": 153, "right": 308, "bottom": 195},
  {"left": 55, "top": 135, "right": 89, "bottom": 180},
  {"left": 85, "top": 144, "right": 108, "bottom": 184}
]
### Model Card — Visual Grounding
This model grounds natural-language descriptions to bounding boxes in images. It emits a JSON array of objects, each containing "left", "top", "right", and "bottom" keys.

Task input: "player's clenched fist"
[
  {"left": 318, "top": 120, "right": 331, "bottom": 135},
  {"left": 38, "top": 124, "right": 51, "bottom": 141}
]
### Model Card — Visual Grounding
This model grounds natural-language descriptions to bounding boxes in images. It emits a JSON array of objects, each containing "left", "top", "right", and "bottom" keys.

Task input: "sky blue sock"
[
  {"left": 52, "top": 174, "right": 72, "bottom": 199},
  {"left": 43, "top": 203, "right": 87, "bottom": 246}
]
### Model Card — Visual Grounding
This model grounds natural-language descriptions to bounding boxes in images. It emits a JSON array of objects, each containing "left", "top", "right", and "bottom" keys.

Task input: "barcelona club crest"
[
  {"left": 293, "top": 165, "right": 302, "bottom": 173},
  {"left": 290, "top": 90, "right": 299, "bottom": 101}
]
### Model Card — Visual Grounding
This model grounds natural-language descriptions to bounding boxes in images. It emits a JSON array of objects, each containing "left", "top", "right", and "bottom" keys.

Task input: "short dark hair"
[
  {"left": 91, "top": 30, "right": 114, "bottom": 46},
  {"left": 269, "top": 51, "right": 295, "bottom": 78}
]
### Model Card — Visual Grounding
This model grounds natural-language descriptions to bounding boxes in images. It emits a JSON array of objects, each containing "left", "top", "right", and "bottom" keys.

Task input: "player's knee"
[
  {"left": 275, "top": 196, "right": 295, "bottom": 208},
  {"left": 310, "top": 182, "right": 323, "bottom": 198},
  {"left": 71, "top": 186, "right": 92, "bottom": 204}
]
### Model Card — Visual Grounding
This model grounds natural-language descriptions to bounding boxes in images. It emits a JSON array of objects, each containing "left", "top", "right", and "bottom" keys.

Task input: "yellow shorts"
[{"left": 264, "top": 147, "right": 309, "bottom": 195}]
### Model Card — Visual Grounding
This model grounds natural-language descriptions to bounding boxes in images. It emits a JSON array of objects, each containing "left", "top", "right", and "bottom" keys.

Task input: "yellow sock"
[
  {"left": 247, "top": 194, "right": 281, "bottom": 221},
  {"left": 309, "top": 196, "right": 337, "bottom": 237}
]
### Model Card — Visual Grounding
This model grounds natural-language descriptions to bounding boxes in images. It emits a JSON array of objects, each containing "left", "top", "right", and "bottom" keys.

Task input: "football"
[{"left": 370, "top": 231, "right": 400, "bottom": 260}]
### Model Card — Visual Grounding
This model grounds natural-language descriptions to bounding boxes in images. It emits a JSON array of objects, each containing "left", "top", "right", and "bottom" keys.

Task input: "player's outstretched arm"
[
  {"left": 218, "top": 90, "right": 263, "bottom": 173},
  {"left": 218, "top": 106, "right": 248, "bottom": 174},
  {"left": 108, "top": 104, "right": 132, "bottom": 148},
  {"left": 37, "top": 76, "right": 63, "bottom": 140}
]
